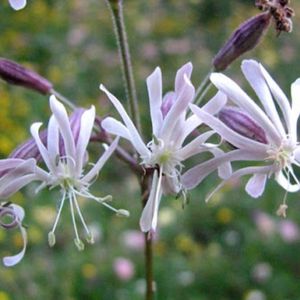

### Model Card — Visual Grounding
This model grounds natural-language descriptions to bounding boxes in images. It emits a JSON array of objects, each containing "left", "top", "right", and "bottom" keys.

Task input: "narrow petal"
[
  {"left": 241, "top": 60, "right": 286, "bottom": 137},
  {"left": 190, "top": 104, "right": 268, "bottom": 153},
  {"left": 8, "top": 0, "right": 26, "bottom": 10},
  {"left": 245, "top": 173, "right": 267, "bottom": 198},
  {"left": 82, "top": 137, "right": 119, "bottom": 183},
  {"left": 259, "top": 62, "right": 292, "bottom": 134},
  {"left": 276, "top": 171, "right": 300, "bottom": 192},
  {"left": 47, "top": 116, "right": 59, "bottom": 167},
  {"left": 178, "top": 130, "right": 215, "bottom": 160},
  {"left": 208, "top": 147, "right": 232, "bottom": 179},
  {"left": 139, "top": 170, "right": 162, "bottom": 233},
  {"left": 160, "top": 75, "right": 195, "bottom": 142},
  {"left": 205, "top": 165, "right": 273, "bottom": 202},
  {"left": 210, "top": 72, "right": 281, "bottom": 145},
  {"left": 3, "top": 226, "right": 27, "bottom": 267},
  {"left": 179, "top": 91, "right": 227, "bottom": 144},
  {"left": 0, "top": 174, "right": 37, "bottom": 198},
  {"left": 75, "top": 106, "right": 96, "bottom": 175},
  {"left": 181, "top": 149, "right": 265, "bottom": 190},
  {"left": 30, "top": 122, "right": 56, "bottom": 174},
  {"left": 175, "top": 62, "right": 193, "bottom": 95},
  {"left": 100, "top": 85, "right": 149, "bottom": 157},
  {"left": 290, "top": 79, "right": 300, "bottom": 141},
  {"left": 0, "top": 159, "right": 27, "bottom": 172},
  {"left": 49, "top": 95, "right": 76, "bottom": 160},
  {"left": 101, "top": 117, "right": 131, "bottom": 140},
  {"left": 147, "top": 67, "right": 163, "bottom": 136}
]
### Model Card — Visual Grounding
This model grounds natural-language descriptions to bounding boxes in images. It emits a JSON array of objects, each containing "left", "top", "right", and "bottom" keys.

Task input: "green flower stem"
[
  {"left": 194, "top": 69, "right": 213, "bottom": 106},
  {"left": 50, "top": 89, "right": 76, "bottom": 110},
  {"left": 105, "top": 0, "right": 141, "bottom": 134}
]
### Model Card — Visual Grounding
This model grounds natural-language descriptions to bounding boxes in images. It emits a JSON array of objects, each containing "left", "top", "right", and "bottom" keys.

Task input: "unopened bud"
[
  {"left": 213, "top": 12, "right": 271, "bottom": 71},
  {"left": 219, "top": 106, "right": 268, "bottom": 144},
  {"left": 0, "top": 58, "right": 53, "bottom": 94},
  {"left": 161, "top": 92, "right": 176, "bottom": 118}
]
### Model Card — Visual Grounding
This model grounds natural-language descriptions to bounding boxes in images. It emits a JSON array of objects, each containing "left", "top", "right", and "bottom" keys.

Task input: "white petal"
[
  {"left": 0, "top": 174, "right": 37, "bottom": 198},
  {"left": 101, "top": 117, "right": 132, "bottom": 140},
  {"left": 178, "top": 130, "right": 215, "bottom": 160},
  {"left": 190, "top": 104, "right": 268, "bottom": 153},
  {"left": 179, "top": 91, "right": 227, "bottom": 144},
  {"left": 100, "top": 85, "right": 149, "bottom": 157},
  {"left": 9, "top": 0, "right": 26, "bottom": 10},
  {"left": 259, "top": 62, "right": 292, "bottom": 134},
  {"left": 290, "top": 79, "right": 300, "bottom": 141},
  {"left": 276, "top": 171, "right": 300, "bottom": 192},
  {"left": 245, "top": 173, "right": 267, "bottom": 198},
  {"left": 209, "top": 147, "right": 232, "bottom": 179},
  {"left": 205, "top": 165, "right": 273, "bottom": 202},
  {"left": 3, "top": 226, "right": 27, "bottom": 267},
  {"left": 175, "top": 62, "right": 193, "bottom": 95},
  {"left": 241, "top": 60, "right": 286, "bottom": 137},
  {"left": 147, "top": 67, "right": 163, "bottom": 136},
  {"left": 181, "top": 149, "right": 265, "bottom": 190},
  {"left": 49, "top": 95, "right": 76, "bottom": 161},
  {"left": 139, "top": 170, "right": 162, "bottom": 233},
  {"left": 210, "top": 72, "right": 281, "bottom": 145},
  {"left": 75, "top": 106, "right": 96, "bottom": 175},
  {"left": 160, "top": 75, "right": 195, "bottom": 142},
  {"left": 0, "top": 159, "right": 26, "bottom": 172},
  {"left": 47, "top": 116, "right": 60, "bottom": 167},
  {"left": 30, "top": 122, "right": 56, "bottom": 174},
  {"left": 82, "top": 137, "right": 119, "bottom": 183}
]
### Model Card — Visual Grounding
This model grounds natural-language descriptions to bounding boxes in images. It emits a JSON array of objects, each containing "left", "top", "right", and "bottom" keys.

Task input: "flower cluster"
[{"left": 1, "top": 58, "right": 299, "bottom": 266}]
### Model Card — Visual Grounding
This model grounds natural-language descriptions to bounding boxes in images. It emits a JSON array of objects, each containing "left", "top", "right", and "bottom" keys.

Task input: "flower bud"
[
  {"left": 213, "top": 12, "right": 271, "bottom": 71},
  {"left": 219, "top": 106, "right": 268, "bottom": 144},
  {"left": 0, "top": 58, "right": 53, "bottom": 94}
]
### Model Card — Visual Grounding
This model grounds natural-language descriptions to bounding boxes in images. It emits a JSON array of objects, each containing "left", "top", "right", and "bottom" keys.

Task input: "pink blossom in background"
[
  {"left": 122, "top": 230, "right": 144, "bottom": 251},
  {"left": 278, "top": 220, "right": 300, "bottom": 243},
  {"left": 254, "top": 211, "right": 276, "bottom": 237},
  {"left": 113, "top": 257, "right": 135, "bottom": 281}
]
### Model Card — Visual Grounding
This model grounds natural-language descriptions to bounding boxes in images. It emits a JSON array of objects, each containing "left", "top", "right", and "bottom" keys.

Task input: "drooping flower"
[
  {"left": 100, "top": 62, "right": 229, "bottom": 233},
  {"left": 8, "top": 0, "right": 26, "bottom": 10},
  {"left": 0, "top": 202, "right": 27, "bottom": 267},
  {"left": 0, "top": 95, "right": 126, "bottom": 251},
  {"left": 182, "top": 59, "right": 300, "bottom": 208}
]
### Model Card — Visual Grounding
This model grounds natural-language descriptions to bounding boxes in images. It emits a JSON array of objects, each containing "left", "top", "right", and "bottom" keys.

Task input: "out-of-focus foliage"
[{"left": 1, "top": 0, "right": 300, "bottom": 299}]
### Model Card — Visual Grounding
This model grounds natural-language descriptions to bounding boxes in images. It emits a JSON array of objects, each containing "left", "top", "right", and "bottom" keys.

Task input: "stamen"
[
  {"left": 71, "top": 191, "right": 94, "bottom": 244},
  {"left": 48, "top": 190, "right": 66, "bottom": 247},
  {"left": 69, "top": 193, "right": 84, "bottom": 251}
]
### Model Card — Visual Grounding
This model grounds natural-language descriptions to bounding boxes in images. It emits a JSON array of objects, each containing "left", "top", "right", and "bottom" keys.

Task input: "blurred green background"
[{"left": 1, "top": 0, "right": 300, "bottom": 299}]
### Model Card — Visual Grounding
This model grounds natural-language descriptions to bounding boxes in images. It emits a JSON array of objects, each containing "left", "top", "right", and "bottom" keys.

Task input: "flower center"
[{"left": 267, "top": 138, "right": 296, "bottom": 169}]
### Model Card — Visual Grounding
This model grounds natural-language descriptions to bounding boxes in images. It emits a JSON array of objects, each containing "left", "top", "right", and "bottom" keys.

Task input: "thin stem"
[
  {"left": 195, "top": 82, "right": 213, "bottom": 106},
  {"left": 50, "top": 89, "right": 76, "bottom": 110},
  {"left": 105, "top": 0, "right": 142, "bottom": 134},
  {"left": 141, "top": 174, "right": 155, "bottom": 300},
  {"left": 194, "top": 70, "right": 212, "bottom": 102}
]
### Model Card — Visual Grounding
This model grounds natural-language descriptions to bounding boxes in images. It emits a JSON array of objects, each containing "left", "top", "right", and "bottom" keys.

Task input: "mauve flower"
[
  {"left": 101, "top": 62, "right": 230, "bottom": 233},
  {"left": 182, "top": 60, "right": 300, "bottom": 205},
  {"left": 278, "top": 220, "right": 300, "bottom": 242},
  {"left": 0, "top": 96, "right": 126, "bottom": 250}
]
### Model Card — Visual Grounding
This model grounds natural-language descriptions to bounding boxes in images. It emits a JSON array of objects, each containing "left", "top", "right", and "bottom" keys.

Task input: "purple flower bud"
[
  {"left": 219, "top": 106, "right": 268, "bottom": 144},
  {"left": 160, "top": 92, "right": 176, "bottom": 118},
  {"left": 0, "top": 58, "right": 53, "bottom": 94},
  {"left": 213, "top": 12, "right": 271, "bottom": 71}
]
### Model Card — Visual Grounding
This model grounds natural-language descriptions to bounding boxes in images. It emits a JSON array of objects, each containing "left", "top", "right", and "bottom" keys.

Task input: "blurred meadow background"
[{"left": 1, "top": 0, "right": 300, "bottom": 299}]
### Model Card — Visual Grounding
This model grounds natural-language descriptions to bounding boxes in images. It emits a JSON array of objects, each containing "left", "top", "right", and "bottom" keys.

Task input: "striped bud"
[
  {"left": 0, "top": 58, "right": 52, "bottom": 94},
  {"left": 219, "top": 106, "right": 268, "bottom": 144},
  {"left": 213, "top": 12, "right": 271, "bottom": 71}
]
